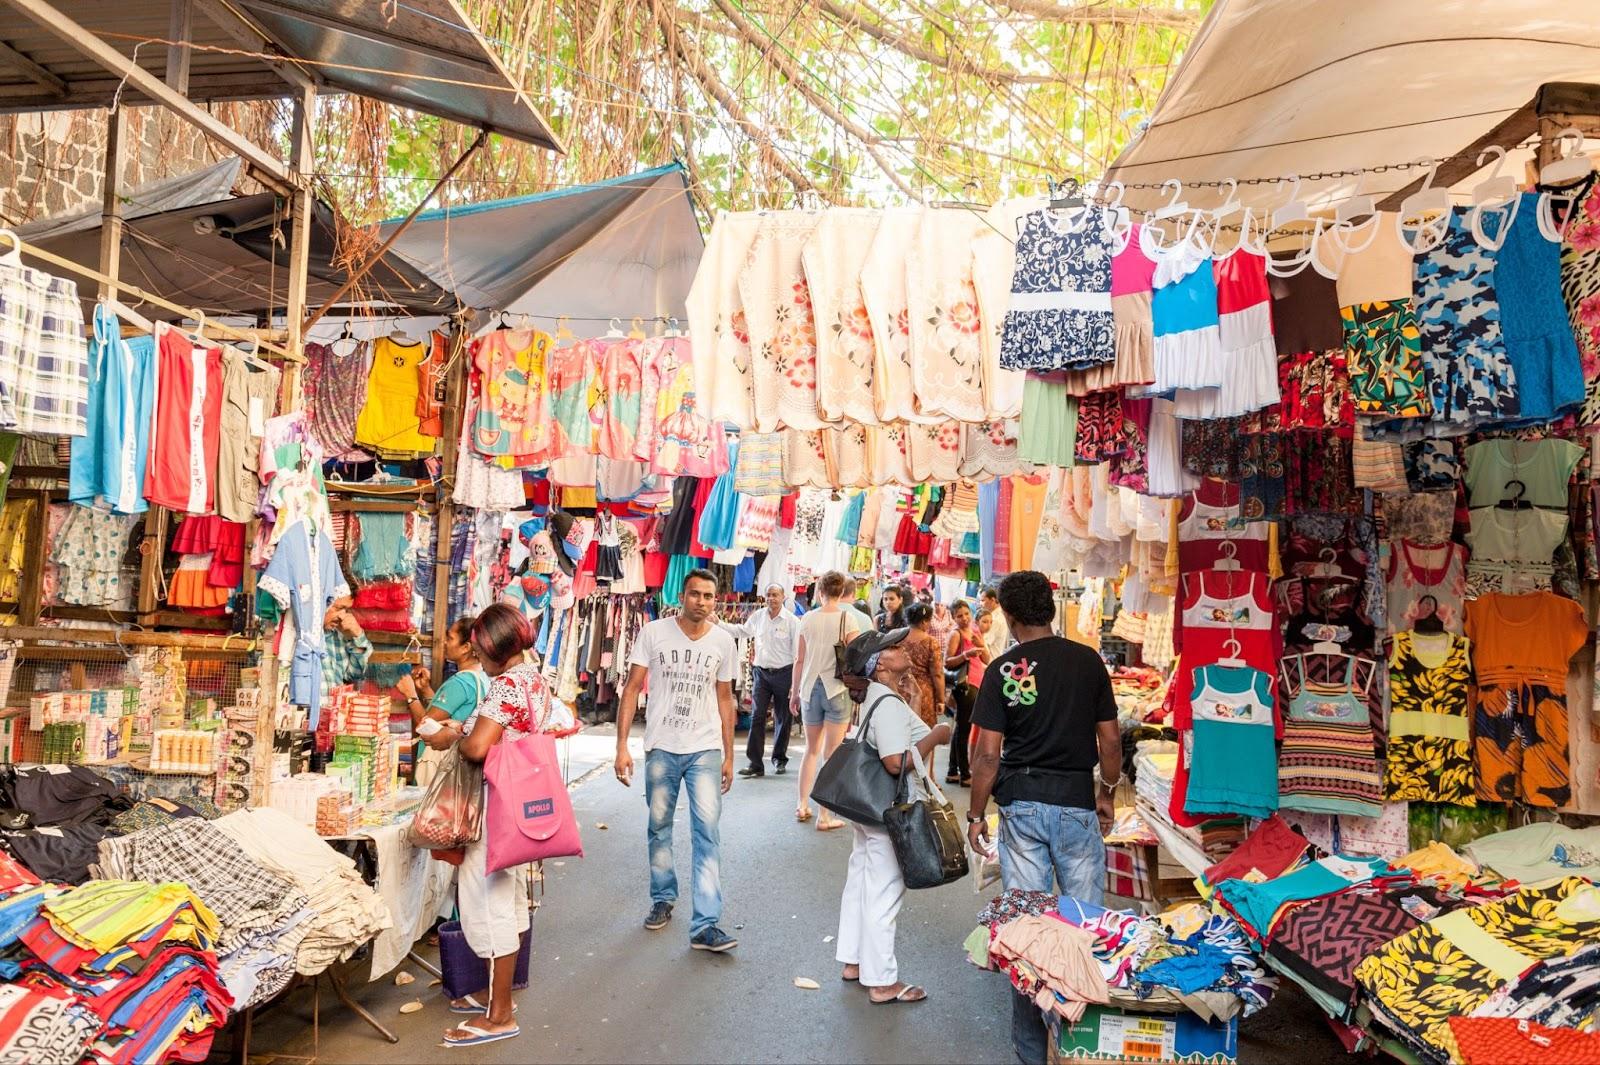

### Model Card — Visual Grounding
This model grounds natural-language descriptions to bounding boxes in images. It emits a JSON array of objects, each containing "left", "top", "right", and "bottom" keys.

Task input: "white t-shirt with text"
[{"left": 629, "top": 618, "right": 738, "bottom": 755}]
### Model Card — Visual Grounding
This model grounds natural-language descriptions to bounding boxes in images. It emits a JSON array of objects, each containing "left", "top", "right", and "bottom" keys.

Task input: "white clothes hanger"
[
  {"left": 1217, "top": 637, "right": 1245, "bottom": 669},
  {"left": 1101, "top": 181, "right": 1133, "bottom": 253},
  {"left": 1262, "top": 175, "right": 1317, "bottom": 276},
  {"left": 1468, "top": 146, "right": 1522, "bottom": 251},
  {"left": 1143, "top": 179, "right": 1198, "bottom": 255},
  {"left": 0, "top": 228, "right": 22, "bottom": 268},
  {"left": 604, "top": 317, "right": 626, "bottom": 339},
  {"left": 1395, "top": 159, "right": 1451, "bottom": 253},
  {"left": 1332, "top": 170, "right": 1382, "bottom": 258},
  {"left": 1537, "top": 127, "right": 1595, "bottom": 241}
]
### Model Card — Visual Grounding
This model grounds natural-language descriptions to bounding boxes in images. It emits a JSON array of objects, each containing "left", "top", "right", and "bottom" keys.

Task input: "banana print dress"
[{"left": 1385, "top": 631, "right": 1475, "bottom": 804}]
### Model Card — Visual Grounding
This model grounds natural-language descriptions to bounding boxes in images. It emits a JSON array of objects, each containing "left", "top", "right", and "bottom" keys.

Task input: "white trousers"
[
  {"left": 835, "top": 822, "right": 905, "bottom": 987},
  {"left": 457, "top": 829, "right": 530, "bottom": 961}
]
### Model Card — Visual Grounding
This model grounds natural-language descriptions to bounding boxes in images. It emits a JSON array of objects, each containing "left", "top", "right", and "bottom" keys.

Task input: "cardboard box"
[{"left": 1054, "top": 1006, "right": 1238, "bottom": 1064}]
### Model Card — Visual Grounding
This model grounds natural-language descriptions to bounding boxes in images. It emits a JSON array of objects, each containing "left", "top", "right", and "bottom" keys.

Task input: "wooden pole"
[{"left": 430, "top": 317, "right": 469, "bottom": 669}]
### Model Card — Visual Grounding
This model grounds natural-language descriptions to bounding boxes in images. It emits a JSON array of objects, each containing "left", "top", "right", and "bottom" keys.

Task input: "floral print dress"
[
  {"left": 907, "top": 208, "right": 989, "bottom": 421},
  {"left": 803, "top": 209, "right": 881, "bottom": 425},
  {"left": 740, "top": 214, "right": 823, "bottom": 432},
  {"left": 1555, "top": 173, "right": 1600, "bottom": 426},
  {"left": 999, "top": 208, "right": 1116, "bottom": 372}
]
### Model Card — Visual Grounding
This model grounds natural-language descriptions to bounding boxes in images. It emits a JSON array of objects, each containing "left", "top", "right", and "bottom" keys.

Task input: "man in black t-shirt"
[{"left": 965, "top": 570, "right": 1121, "bottom": 1065}]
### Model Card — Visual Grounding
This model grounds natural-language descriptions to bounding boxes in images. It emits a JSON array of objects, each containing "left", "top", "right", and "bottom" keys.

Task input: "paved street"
[{"left": 240, "top": 726, "right": 1343, "bottom": 1064}]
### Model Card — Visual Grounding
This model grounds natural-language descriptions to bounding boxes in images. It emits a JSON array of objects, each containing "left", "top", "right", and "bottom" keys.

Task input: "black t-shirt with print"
[{"left": 972, "top": 636, "right": 1116, "bottom": 810}]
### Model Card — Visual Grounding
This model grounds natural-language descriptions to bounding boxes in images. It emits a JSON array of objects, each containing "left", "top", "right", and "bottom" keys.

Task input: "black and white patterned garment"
[
  {"left": 92, "top": 818, "right": 309, "bottom": 955},
  {"left": 999, "top": 208, "right": 1116, "bottom": 372}
]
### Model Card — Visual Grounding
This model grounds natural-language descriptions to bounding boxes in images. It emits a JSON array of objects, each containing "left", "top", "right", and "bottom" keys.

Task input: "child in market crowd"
[
  {"left": 944, "top": 600, "right": 990, "bottom": 787},
  {"left": 835, "top": 627, "right": 952, "bottom": 1005}
]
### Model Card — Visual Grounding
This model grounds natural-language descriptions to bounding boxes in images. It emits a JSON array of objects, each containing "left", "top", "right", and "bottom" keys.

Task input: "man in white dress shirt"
[{"left": 720, "top": 583, "right": 799, "bottom": 778}]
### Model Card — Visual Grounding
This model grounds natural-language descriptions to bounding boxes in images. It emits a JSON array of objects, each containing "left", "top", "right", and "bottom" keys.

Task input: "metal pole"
[{"left": 300, "top": 128, "right": 488, "bottom": 335}]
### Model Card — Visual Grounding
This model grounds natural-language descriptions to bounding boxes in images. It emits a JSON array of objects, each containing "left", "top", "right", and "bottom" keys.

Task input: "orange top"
[{"left": 1464, "top": 592, "right": 1588, "bottom": 689}]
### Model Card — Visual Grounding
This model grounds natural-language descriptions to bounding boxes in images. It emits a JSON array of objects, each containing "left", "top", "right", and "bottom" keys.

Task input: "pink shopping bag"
[{"left": 484, "top": 731, "right": 583, "bottom": 872}]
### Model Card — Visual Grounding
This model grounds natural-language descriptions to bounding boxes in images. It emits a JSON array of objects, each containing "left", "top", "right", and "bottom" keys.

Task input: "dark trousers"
[
  {"left": 950, "top": 681, "right": 977, "bottom": 777},
  {"left": 747, "top": 665, "right": 793, "bottom": 770}
]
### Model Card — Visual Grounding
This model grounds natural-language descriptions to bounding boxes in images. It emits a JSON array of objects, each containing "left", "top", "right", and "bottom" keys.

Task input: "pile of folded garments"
[
  {"left": 967, "top": 888, "right": 1275, "bottom": 1028},
  {"left": 0, "top": 765, "right": 132, "bottom": 883},
  {"left": 1131, "top": 740, "right": 1246, "bottom": 859},
  {"left": 91, "top": 818, "right": 314, "bottom": 1008},
  {"left": 0, "top": 852, "right": 232, "bottom": 1064},
  {"left": 213, "top": 808, "right": 392, "bottom": 975}
]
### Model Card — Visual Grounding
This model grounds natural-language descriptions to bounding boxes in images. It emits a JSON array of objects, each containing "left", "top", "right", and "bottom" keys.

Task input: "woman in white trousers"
[{"left": 835, "top": 627, "right": 952, "bottom": 1004}]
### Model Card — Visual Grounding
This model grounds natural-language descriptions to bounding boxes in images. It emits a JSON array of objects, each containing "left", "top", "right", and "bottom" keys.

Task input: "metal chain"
[{"left": 1100, "top": 135, "right": 1543, "bottom": 191}]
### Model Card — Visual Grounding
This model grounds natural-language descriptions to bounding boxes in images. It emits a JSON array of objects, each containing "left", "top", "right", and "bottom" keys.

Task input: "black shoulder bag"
[
  {"left": 810, "top": 692, "right": 898, "bottom": 826},
  {"left": 883, "top": 746, "right": 970, "bottom": 889}
]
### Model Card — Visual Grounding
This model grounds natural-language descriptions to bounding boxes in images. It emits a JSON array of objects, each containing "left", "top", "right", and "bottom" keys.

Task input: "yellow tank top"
[{"left": 355, "top": 336, "right": 437, "bottom": 456}]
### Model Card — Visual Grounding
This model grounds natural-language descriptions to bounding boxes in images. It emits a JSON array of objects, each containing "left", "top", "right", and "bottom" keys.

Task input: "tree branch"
[
  {"left": 651, "top": 4, "right": 815, "bottom": 197},
  {"left": 703, "top": 0, "right": 917, "bottom": 198},
  {"left": 816, "top": 0, "right": 1060, "bottom": 84},
  {"left": 996, "top": 0, "right": 1200, "bottom": 29}
]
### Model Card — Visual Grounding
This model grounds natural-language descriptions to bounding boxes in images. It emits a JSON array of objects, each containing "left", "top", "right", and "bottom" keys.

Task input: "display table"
[{"left": 352, "top": 817, "right": 455, "bottom": 979}]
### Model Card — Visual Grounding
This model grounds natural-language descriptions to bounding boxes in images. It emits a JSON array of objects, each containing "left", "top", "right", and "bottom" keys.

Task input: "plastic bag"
[{"left": 406, "top": 747, "right": 484, "bottom": 850}]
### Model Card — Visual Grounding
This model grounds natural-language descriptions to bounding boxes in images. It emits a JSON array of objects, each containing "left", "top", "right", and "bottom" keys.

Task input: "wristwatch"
[{"left": 966, "top": 812, "right": 986, "bottom": 825}]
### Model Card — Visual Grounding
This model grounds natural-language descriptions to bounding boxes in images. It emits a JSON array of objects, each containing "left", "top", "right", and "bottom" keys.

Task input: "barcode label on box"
[{"left": 1098, "top": 1015, "right": 1176, "bottom": 1061}]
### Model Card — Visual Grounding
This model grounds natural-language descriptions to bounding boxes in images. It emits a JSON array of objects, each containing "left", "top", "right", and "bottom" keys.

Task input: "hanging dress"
[
  {"left": 1211, "top": 249, "right": 1280, "bottom": 417},
  {"left": 1551, "top": 173, "right": 1600, "bottom": 427},
  {"left": 304, "top": 340, "right": 367, "bottom": 460},
  {"left": 999, "top": 208, "right": 1116, "bottom": 373},
  {"left": 1385, "top": 540, "right": 1468, "bottom": 634},
  {"left": 355, "top": 334, "right": 440, "bottom": 458},
  {"left": 1184, "top": 664, "right": 1279, "bottom": 818},
  {"left": 1479, "top": 193, "right": 1584, "bottom": 424},
  {"left": 1386, "top": 631, "right": 1475, "bottom": 804},
  {"left": 803, "top": 208, "right": 881, "bottom": 426},
  {"left": 862, "top": 208, "right": 937, "bottom": 425},
  {"left": 741, "top": 213, "right": 824, "bottom": 432},
  {"left": 592, "top": 337, "right": 647, "bottom": 461},
  {"left": 687, "top": 210, "right": 762, "bottom": 428},
  {"left": 1109, "top": 222, "right": 1157, "bottom": 390},
  {"left": 1017, "top": 373, "right": 1079, "bottom": 469},
  {"left": 1148, "top": 228, "right": 1223, "bottom": 408},
  {"left": 1322, "top": 214, "right": 1432, "bottom": 421},
  {"left": 1410, "top": 208, "right": 1520, "bottom": 436},
  {"left": 973, "top": 231, "right": 1028, "bottom": 418},
  {"left": 145, "top": 322, "right": 224, "bottom": 515},
  {"left": 907, "top": 208, "right": 990, "bottom": 421},
  {"left": 1464, "top": 506, "right": 1568, "bottom": 596},
  {"left": 216, "top": 349, "right": 279, "bottom": 523}
]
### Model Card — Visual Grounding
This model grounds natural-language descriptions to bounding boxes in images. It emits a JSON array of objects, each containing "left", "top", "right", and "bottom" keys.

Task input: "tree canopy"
[{"left": 315, "top": 1, "right": 1208, "bottom": 224}]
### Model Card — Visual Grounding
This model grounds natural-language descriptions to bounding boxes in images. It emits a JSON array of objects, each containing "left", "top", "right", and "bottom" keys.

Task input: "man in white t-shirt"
[{"left": 616, "top": 568, "right": 739, "bottom": 952}]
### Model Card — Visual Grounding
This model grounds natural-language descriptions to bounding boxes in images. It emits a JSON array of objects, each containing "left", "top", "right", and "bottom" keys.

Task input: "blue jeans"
[
  {"left": 998, "top": 800, "right": 1105, "bottom": 1065},
  {"left": 645, "top": 748, "right": 724, "bottom": 936}
]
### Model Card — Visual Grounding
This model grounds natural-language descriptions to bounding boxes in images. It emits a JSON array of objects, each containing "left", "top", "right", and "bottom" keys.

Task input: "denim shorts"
[{"left": 802, "top": 678, "right": 851, "bottom": 727}]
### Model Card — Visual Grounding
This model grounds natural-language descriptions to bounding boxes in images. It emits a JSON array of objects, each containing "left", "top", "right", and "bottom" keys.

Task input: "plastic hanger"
[
  {"left": 1496, "top": 478, "right": 1532, "bottom": 511},
  {"left": 627, "top": 316, "right": 647, "bottom": 340},
  {"left": 1469, "top": 146, "right": 1521, "bottom": 251},
  {"left": 1143, "top": 179, "right": 1198, "bottom": 255},
  {"left": 185, "top": 310, "right": 209, "bottom": 347},
  {"left": 1332, "top": 170, "right": 1382, "bottom": 257},
  {"left": 1537, "top": 127, "right": 1595, "bottom": 240},
  {"left": 1263, "top": 175, "right": 1318, "bottom": 276},
  {"left": 604, "top": 317, "right": 626, "bottom": 339},
  {"left": 555, "top": 315, "right": 574, "bottom": 342},
  {"left": 332, "top": 318, "right": 359, "bottom": 359},
  {"left": 1396, "top": 159, "right": 1451, "bottom": 253},
  {"left": 1100, "top": 181, "right": 1133, "bottom": 253},
  {"left": 1212, "top": 539, "right": 1242, "bottom": 572},
  {"left": 1308, "top": 547, "right": 1343, "bottom": 579},
  {"left": 0, "top": 228, "right": 21, "bottom": 267},
  {"left": 663, "top": 316, "right": 683, "bottom": 338},
  {"left": 1217, "top": 637, "right": 1245, "bottom": 669}
]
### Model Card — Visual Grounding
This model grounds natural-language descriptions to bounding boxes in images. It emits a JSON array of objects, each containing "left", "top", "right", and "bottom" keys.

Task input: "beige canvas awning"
[{"left": 1105, "top": 1, "right": 1600, "bottom": 212}]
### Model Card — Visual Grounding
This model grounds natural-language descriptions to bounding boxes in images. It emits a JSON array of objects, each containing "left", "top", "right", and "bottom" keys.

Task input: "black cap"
[{"left": 844, "top": 626, "right": 910, "bottom": 678}]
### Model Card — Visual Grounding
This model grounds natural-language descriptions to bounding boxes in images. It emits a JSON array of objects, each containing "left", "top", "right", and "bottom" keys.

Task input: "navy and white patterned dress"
[
  {"left": 998, "top": 208, "right": 1115, "bottom": 372},
  {"left": 1411, "top": 208, "right": 1520, "bottom": 435}
]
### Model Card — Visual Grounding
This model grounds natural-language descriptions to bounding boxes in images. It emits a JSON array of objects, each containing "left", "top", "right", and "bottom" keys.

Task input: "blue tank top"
[{"left": 1184, "top": 664, "right": 1279, "bottom": 819}]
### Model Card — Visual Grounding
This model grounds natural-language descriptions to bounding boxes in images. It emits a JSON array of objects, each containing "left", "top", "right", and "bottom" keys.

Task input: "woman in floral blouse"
[{"left": 431, "top": 604, "right": 575, "bottom": 1048}]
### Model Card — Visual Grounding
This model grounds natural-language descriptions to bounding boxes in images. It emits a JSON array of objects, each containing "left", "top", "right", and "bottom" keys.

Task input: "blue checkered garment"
[{"left": 0, "top": 263, "right": 89, "bottom": 436}]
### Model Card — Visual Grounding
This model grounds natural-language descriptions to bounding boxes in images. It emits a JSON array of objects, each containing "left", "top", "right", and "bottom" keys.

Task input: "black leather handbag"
[
  {"left": 883, "top": 747, "right": 969, "bottom": 889},
  {"left": 810, "top": 693, "right": 898, "bottom": 826}
]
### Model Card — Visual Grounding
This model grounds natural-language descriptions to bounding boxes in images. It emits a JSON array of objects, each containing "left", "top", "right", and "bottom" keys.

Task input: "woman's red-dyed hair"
[{"left": 469, "top": 603, "right": 534, "bottom": 666}]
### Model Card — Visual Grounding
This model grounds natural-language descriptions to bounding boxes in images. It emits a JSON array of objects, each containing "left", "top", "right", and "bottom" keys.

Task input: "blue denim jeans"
[
  {"left": 645, "top": 748, "right": 724, "bottom": 936},
  {"left": 998, "top": 800, "right": 1106, "bottom": 1064}
]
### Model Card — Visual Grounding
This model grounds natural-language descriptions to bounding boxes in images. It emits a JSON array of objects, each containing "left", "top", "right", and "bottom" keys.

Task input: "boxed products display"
[
  {"left": 1053, "top": 1007, "right": 1239, "bottom": 1065},
  {"left": 149, "top": 729, "right": 218, "bottom": 773}
]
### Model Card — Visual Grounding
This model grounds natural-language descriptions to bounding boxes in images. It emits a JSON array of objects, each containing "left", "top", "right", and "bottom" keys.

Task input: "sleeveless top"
[
  {"left": 1321, "top": 213, "right": 1414, "bottom": 307},
  {"left": 1386, "top": 631, "right": 1475, "bottom": 805},
  {"left": 1278, "top": 655, "right": 1383, "bottom": 817},
  {"left": 1184, "top": 664, "right": 1278, "bottom": 818},
  {"left": 1176, "top": 493, "right": 1271, "bottom": 572},
  {"left": 1150, "top": 232, "right": 1223, "bottom": 394},
  {"left": 1385, "top": 540, "right": 1468, "bottom": 634},
  {"left": 355, "top": 335, "right": 440, "bottom": 458}
]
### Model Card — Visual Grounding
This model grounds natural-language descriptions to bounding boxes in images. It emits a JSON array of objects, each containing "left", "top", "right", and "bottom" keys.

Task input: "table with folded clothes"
[
  {"left": 1182, "top": 811, "right": 1600, "bottom": 1065},
  {"left": 966, "top": 888, "right": 1277, "bottom": 1028}
]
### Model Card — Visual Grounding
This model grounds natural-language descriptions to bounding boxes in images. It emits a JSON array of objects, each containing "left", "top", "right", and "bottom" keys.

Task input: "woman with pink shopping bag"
[{"left": 423, "top": 604, "right": 577, "bottom": 1049}]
